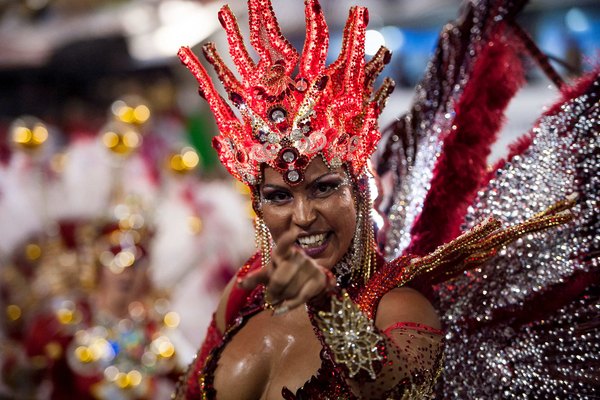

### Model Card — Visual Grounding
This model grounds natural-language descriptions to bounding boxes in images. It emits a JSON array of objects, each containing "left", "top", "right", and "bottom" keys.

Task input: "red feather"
[{"left": 406, "top": 28, "right": 525, "bottom": 256}]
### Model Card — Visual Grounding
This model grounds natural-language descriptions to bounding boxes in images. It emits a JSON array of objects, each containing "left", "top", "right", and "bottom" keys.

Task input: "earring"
[
  {"left": 351, "top": 173, "right": 375, "bottom": 285},
  {"left": 255, "top": 217, "right": 272, "bottom": 270}
]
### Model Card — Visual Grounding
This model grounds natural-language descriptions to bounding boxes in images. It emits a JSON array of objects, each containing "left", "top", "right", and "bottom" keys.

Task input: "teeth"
[{"left": 297, "top": 233, "right": 327, "bottom": 248}]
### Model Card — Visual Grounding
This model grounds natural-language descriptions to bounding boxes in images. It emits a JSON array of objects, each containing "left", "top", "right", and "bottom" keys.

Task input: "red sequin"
[{"left": 178, "top": 0, "right": 394, "bottom": 185}]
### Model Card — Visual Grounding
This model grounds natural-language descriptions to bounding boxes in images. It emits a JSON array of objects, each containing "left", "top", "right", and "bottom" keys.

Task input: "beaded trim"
[
  {"left": 178, "top": 0, "right": 394, "bottom": 186},
  {"left": 312, "top": 290, "right": 385, "bottom": 379}
]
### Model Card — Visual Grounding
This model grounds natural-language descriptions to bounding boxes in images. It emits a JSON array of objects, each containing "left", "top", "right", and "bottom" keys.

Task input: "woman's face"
[{"left": 260, "top": 158, "right": 357, "bottom": 270}]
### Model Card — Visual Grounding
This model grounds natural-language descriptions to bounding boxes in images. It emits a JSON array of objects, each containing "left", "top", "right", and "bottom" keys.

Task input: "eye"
[
  {"left": 313, "top": 180, "right": 344, "bottom": 197},
  {"left": 262, "top": 190, "right": 292, "bottom": 204}
]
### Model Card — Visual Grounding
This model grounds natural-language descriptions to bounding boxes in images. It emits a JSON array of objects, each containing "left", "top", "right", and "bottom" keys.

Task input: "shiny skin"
[
  {"left": 211, "top": 159, "right": 441, "bottom": 399},
  {"left": 261, "top": 157, "right": 357, "bottom": 271}
]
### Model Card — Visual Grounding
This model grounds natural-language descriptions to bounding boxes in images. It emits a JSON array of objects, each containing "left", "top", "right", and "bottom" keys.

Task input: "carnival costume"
[
  {"left": 23, "top": 220, "right": 180, "bottom": 400},
  {"left": 373, "top": 0, "right": 599, "bottom": 396},
  {"left": 173, "top": 0, "right": 596, "bottom": 398}
]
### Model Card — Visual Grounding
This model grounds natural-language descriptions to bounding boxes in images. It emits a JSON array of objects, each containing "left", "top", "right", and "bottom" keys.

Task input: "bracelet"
[{"left": 309, "top": 290, "right": 385, "bottom": 380}]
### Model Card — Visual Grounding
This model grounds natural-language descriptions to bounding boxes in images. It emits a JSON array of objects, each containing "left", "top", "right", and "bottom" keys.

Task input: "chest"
[{"left": 212, "top": 307, "right": 323, "bottom": 400}]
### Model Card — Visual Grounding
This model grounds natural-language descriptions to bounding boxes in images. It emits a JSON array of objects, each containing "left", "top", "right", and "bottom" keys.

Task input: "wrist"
[{"left": 308, "top": 267, "right": 339, "bottom": 309}]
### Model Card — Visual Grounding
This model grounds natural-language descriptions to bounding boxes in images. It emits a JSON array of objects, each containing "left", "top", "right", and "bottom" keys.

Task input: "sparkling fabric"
[
  {"left": 375, "top": 0, "right": 599, "bottom": 395},
  {"left": 436, "top": 76, "right": 600, "bottom": 398},
  {"left": 178, "top": 0, "right": 394, "bottom": 186},
  {"left": 377, "top": 0, "right": 526, "bottom": 258}
]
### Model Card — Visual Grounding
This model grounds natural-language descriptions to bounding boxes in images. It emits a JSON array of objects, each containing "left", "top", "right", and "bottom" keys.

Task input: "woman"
[
  {"left": 174, "top": 0, "right": 572, "bottom": 398},
  {"left": 219, "top": 159, "right": 443, "bottom": 399}
]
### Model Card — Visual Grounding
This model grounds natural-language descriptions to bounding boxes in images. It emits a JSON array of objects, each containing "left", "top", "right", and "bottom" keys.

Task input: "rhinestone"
[
  {"left": 330, "top": 157, "right": 342, "bottom": 168},
  {"left": 291, "top": 129, "right": 304, "bottom": 140},
  {"left": 244, "top": 174, "right": 256, "bottom": 185},
  {"left": 286, "top": 169, "right": 300, "bottom": 182},
  {"left": 269, "top": 107, "right": 287, "bottom": 123},
  {"left": 282, "top": 150, "right": 296, "bottom": 163},
  {"left": 257, "top": 130, "right": 268, "bottom": 143},
  {"left": 295, "top": 78, "right": 309, "bottom": 92}
]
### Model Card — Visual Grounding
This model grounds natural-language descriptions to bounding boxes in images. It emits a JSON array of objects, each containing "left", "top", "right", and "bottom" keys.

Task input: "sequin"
[
  {"left": 269, "top": 107, "right": 287, "bottom": 123},
  {"left": 178, "top": 0, "right": 393, "bottom": 186},
  {"left": 437, "top": 80, "right": 599, "bottom": 398}
]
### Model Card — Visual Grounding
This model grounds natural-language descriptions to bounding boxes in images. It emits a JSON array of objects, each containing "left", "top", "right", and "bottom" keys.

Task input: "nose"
[{"left": 291, "top": 197, "right": 317, "bottom": 228}]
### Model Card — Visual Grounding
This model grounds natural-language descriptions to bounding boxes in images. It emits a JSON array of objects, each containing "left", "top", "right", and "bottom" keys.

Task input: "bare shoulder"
[{"left": 375, "top": 286, "right": 441, "bottom": 331}]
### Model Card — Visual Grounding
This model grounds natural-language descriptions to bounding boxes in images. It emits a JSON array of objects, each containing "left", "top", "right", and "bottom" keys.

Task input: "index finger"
[{"left": 272, "top": 229, "right": 298, "bottom": 261}]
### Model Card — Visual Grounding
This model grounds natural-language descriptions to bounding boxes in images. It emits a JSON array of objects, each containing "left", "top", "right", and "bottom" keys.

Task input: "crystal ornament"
[
  {"left": 285, "top": 170, "right": 300, "bottom": 183},
  {"left": 314, "top": 291, "right": 383, "bottom": 379},
  {"left": 282, "top": 149, "right": 296, "bottom": 163},
  {"left": 269, "top": 107, "right": 287, "bottom": 123},
  {"left": 178, "top": 0, "right": 394, "bottom": 185}
]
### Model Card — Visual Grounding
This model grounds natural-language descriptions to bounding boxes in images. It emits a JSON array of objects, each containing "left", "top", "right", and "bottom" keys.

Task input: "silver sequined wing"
[
  {"left": 436, "top": 74, "right": 600, "bottom": 398},
  {"left": 375, "top": 0, "right": 528, "bottom": 260}
]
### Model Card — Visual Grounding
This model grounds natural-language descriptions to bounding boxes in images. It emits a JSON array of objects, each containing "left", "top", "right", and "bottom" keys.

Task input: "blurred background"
[{"left": 0, "top": 0, "right": 597, "bottom": 398}]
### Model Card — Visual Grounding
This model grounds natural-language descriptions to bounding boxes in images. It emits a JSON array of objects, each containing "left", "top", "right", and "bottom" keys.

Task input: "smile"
[
  {"left": 297, "top": 233, "right": 328, "bottom": 248},
  {"left": 296, "top": 233, "right": 331, "bottom": 258}
]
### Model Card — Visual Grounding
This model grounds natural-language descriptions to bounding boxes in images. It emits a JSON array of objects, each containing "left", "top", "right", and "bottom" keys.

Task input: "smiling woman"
[
  {"left": 172, "top": 0, "right": 448, "bottom": 397},
  {"left": 171, "top": 0, "right": 576, "bottom": 399},
  {"left": 260, "top": 159, "right": 356, "bottom": 270}
]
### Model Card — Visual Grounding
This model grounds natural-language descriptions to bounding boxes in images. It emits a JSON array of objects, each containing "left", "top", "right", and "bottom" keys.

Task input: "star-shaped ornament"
[{"left": 316, "top": 291, "right": 383, "bottom": 379}]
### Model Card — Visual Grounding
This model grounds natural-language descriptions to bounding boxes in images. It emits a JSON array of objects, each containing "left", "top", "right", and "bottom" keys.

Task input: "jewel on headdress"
[
  {"left": 295, "top": 78, "right": 309, "bottom": 92},
  {"left": 281, "top": 149, "right": 297, "bottom": 163},
  {"left": 269, "top": 107, "right": 287, "bottom": 123},
  {"left": 285, "top": 169, "right": 301, "bottom": 184},
  {"left": 178, "top": 0, "right": 394, "bottom": 186}
]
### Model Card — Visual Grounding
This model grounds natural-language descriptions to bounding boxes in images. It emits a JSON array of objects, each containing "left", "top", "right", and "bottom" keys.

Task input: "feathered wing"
[
  {"left": 375, "top": 0, "right": 599, "bottom": 397},
  {"left": 374, "top": 0, "right": 527, "bottom": 260},
  {"left": 436, "top": 71, "right": 599, "bottom": 397}
]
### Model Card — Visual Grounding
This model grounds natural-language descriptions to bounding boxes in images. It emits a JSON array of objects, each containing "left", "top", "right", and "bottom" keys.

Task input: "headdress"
[{"left": 178, "top": 0, "right": 394, "bottom": 186}]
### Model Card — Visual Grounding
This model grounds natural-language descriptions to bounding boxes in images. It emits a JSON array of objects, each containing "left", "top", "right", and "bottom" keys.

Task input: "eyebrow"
[{"left": 262, "top": 172, "right": 343, "bottom": 191}]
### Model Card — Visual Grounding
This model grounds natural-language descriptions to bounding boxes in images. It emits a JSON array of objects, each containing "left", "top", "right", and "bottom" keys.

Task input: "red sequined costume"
[
  {"left": 174, "top": 0, "right": 596, "bottom": 397},
  {"left": 175, "top": 196, "right": 572, "bottom": 399},
  {"left": 176, "top": 252, "right": 443, "bottom": 399}
]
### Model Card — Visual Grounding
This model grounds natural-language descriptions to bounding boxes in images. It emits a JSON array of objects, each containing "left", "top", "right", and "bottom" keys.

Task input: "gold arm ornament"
[{"left": 312, "top": 291, "right": 384, "bottom": 380}]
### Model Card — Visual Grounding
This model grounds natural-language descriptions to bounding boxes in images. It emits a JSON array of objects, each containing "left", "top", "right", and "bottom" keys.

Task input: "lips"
[{"left": 297, "top": 232, "right": 331, "bottom": 258}]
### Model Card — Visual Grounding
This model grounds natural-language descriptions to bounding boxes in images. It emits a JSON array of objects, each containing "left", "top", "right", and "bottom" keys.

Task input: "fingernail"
[{"left": 273, "top": 305, "right": 289, "bottom": 316}]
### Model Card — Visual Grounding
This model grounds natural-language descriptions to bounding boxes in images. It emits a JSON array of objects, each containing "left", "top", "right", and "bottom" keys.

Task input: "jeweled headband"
[{"left": 178, "top": 0, "right": 394, "bottom": 186}]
